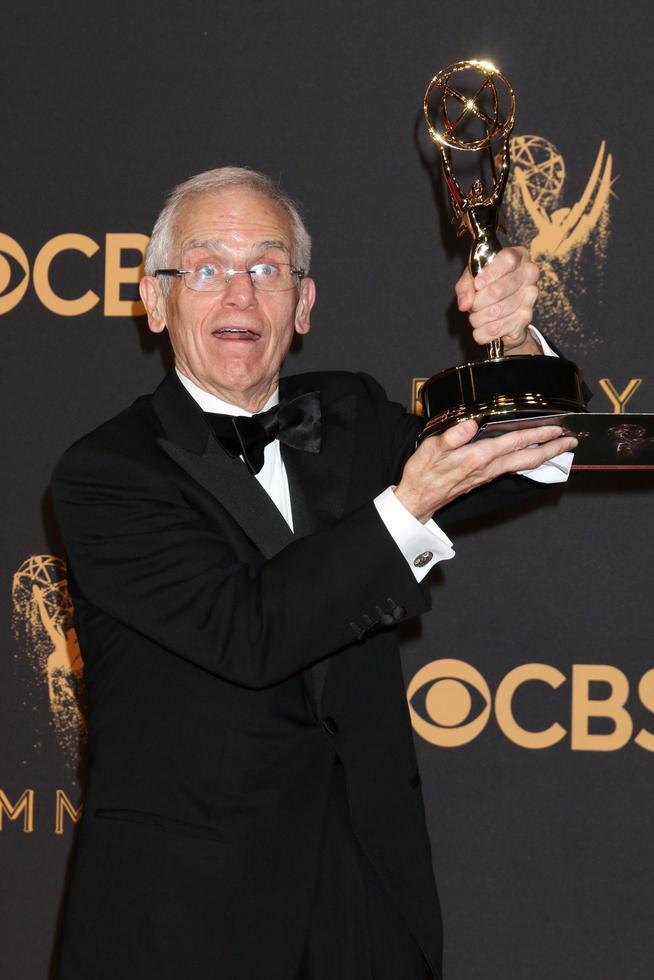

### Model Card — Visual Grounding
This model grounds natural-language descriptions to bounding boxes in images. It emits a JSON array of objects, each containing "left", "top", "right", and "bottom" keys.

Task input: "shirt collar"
[{"left": 175, "top": 368, "right": 279, "bottom": 417}]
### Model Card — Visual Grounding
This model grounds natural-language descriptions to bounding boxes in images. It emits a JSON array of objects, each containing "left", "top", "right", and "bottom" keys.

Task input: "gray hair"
[{"left": 144, "top": 167, "right": 312, "bottom": 292}]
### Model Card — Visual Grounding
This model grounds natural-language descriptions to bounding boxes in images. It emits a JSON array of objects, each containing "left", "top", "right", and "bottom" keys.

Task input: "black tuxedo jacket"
[{"left": 52, "top": 369, "right": 537, "bottom": 979}]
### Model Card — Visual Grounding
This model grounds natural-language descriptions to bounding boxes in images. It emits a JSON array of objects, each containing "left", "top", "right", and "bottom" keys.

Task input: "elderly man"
[{"left": 52, "top": 167, "right": 576, "bottom": 980}]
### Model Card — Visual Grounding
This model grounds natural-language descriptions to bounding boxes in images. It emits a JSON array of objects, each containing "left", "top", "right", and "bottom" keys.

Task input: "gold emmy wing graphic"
[
  {"left": 412, "top": 137, "right": 615, "bottom": 413},
  {"left": 504, "top": 135, "right": 614, "bottom": 351},
  {"left": 12, "top": 555, "right": 86, "bottom": 763}
]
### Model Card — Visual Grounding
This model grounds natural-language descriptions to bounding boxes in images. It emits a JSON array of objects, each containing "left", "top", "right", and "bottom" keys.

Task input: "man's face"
[{"left": 140, "top": 188, "right": 315, "bottom": 411}]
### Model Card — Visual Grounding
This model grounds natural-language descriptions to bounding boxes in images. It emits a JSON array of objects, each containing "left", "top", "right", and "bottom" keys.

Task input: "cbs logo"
[
  {"left": 407, "top": 659, "right": 654, "bottom": 752},
  {"left": 0, "top": 232, "right": 148, "bottom": 317}
]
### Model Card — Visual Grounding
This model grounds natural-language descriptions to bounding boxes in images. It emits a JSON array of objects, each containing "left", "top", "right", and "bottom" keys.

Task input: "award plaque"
[{"left": 419, "top": 60, "right": 587, "bottom": 439}]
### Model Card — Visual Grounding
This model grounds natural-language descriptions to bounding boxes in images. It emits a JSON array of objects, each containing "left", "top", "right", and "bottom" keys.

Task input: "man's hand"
[
  {"left": 455, "top": 246, "right": 541, "bottom": 356},
  {"left": 395, "top": 419, "right": 578, "bottom": 523}
]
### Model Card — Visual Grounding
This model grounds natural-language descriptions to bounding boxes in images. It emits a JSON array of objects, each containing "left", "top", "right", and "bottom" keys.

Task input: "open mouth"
[{"left": 212, "top": 327, "right": 260, "bottom": 341}]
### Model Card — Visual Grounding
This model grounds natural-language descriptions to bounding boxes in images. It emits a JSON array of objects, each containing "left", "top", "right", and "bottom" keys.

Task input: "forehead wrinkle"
[
  {"left": 254, "top": 239, "right": 291, "bottom": 253},
  {"left": 181, "top": 238, "right": 229, "bottom": 255},
  {"left": 181, "top": 237, "right": 291, "bottom": 256}
]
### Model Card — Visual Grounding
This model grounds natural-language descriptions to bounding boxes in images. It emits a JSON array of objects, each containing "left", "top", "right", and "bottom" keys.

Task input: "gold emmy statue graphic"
[
  {"left": 419, "top": 60, "right": 587, "bottom": 438},
  {"left": 12, "top": 554, "right": 86, "bottom": 763}
]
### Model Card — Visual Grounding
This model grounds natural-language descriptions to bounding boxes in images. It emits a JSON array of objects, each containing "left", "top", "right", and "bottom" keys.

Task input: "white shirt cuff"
[
  {"left": 373, "top": 486, "right": 455, "bottom": 582},
  {"left": 517, "top": 325, "right": 573, "bottom": 484},
  {"left": 528, "top": 324, "right": 555, "bottom": 356}
]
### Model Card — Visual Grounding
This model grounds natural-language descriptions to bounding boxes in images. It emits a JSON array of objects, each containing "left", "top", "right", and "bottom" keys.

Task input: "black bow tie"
[{"left": 205, "top": 390, "right": 321, "bottom": 475}]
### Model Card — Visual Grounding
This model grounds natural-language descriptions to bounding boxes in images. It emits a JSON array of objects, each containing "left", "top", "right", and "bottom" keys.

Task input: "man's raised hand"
[{"left": 455, "top": 246, "right": 541, "bottom": 356}]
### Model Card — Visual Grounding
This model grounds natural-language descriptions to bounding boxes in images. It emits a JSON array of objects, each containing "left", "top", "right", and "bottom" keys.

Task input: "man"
[{"left": 52, "top": 167, "right": 577, "bottom": 979}]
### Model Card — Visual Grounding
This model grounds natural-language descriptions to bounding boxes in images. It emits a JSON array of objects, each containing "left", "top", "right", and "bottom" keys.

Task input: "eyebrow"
[{"left": 181, "top": 238, "right": 291, "bottom": 254}]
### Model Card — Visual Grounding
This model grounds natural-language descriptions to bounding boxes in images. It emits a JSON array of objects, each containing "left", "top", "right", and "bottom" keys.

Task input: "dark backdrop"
[{"left": 2, "top": 2, "right": 653, "bottom": 977}]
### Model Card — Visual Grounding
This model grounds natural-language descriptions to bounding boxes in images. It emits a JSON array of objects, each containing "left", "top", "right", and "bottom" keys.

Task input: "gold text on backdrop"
[
  {"left": 0, "top": 232, "right": 147, "bottom": 316},
  {"left": 412, "top": 378, "right": 645, "bottom": 416},
  {"left": 407, "top": 659, "right": 654, "bottom": 751},
  {"left": 0, "top": 789, "right": 82, "bottom": 834}
]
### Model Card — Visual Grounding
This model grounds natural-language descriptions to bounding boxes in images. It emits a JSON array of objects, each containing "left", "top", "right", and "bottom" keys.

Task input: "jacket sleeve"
[{"left": 52, "top": 437, "right": 431, "bottom": 691}]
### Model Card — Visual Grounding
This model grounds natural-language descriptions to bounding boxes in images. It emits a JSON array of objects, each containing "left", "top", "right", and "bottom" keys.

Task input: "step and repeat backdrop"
[{"left": 1, "top": 2, "right": 652, "bottom": 977}]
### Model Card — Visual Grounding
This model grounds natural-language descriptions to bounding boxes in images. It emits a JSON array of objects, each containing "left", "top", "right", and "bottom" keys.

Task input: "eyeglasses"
[{"left": 154, "top": 260, "right": 305, "bottom": 293}]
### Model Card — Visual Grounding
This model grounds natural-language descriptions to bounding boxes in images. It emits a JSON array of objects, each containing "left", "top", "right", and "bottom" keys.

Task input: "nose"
[{"left": 221, "top": 269, "right": 257, "bottom": 309}]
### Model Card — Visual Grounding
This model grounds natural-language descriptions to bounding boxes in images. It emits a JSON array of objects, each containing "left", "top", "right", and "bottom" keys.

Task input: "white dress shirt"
[
  {"left": 176, "top": 371, "right": 294, "bottom": 530},
  {"left": 176, "top": 327, "right": 570, "bottom": 584},
  {"left": 517, "top": 327, "right": 574, "bottom": 482}
]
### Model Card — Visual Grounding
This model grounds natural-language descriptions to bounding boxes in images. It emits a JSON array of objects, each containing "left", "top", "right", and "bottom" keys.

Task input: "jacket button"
[
  {"left": 413, "top": 551, "right": 433, "bottom": 568},
  {"left": 322, "top": 716, "right": 338, "bottom": 735}
]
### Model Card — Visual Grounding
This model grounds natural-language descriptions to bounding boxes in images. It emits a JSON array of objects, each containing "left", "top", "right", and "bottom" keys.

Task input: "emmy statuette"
[{"left": 419, "top": 60, "right": 587, "bottom": 439}]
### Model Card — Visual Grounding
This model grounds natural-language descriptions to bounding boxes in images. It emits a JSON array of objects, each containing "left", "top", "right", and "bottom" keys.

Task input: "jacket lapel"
[
  {"left": 151, "top": 370, "right": 359, "bottom": 708},
  {"left": 159, "top": 438, "right": 295, "bottom": 559},
  {"left": 279, "top": 377, "right": 357, "bottom": 539},
  {"left": 151, "top": 371, "right": 295, "bottom": 559},
  {"left": 279, "top": 377, "right": 358, "bottom": 710}
]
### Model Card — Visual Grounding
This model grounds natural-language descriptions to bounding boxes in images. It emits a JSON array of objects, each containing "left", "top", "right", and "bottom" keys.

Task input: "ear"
[
  {"left": 139, "top": 276, "right": 167, "bottom": 334},
  {"left": 294, "top": 276, "right": 316, "bottom": 336}
]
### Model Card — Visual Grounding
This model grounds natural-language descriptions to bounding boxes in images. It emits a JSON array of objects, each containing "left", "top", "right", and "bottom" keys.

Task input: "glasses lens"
[
  {"left": 185, "top": 262, "right": 224, "bottom": 292},
  {"left": 184, "top": 261, "right": 300, "bottom": 293},
  {"left": 249, "top": 262, "right": 297, "bottom": 291}
]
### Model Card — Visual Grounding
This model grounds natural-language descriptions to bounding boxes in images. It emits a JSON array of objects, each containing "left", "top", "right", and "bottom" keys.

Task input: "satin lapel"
[
  {"left": 280, "top": 387, "right": 357, "bottom": 712},
  {"left": 152, "top": 370, "right": 358, "bottom": 708},
  {"left": 281, "top": 391, "right": 357, "bottom": 539},
  {"left": 152, "top": 370, "right": 294, "bottom": 559},
  {"left": 159, "top": 437, "right": 295, "bottom": 559},
  {"left": 152, "top": 370, "right": 358, "bottom": 545}
]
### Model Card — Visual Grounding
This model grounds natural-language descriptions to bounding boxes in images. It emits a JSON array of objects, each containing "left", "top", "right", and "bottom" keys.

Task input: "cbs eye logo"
[
  {"left": 0, "top": 234, "right": 30, "bottom": 315},
  {"left": 407, "top": 659, "right": 491, "bottom": 747},
  {"left": 407, "top": 658, "right": 654, "bottom": 751}
]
